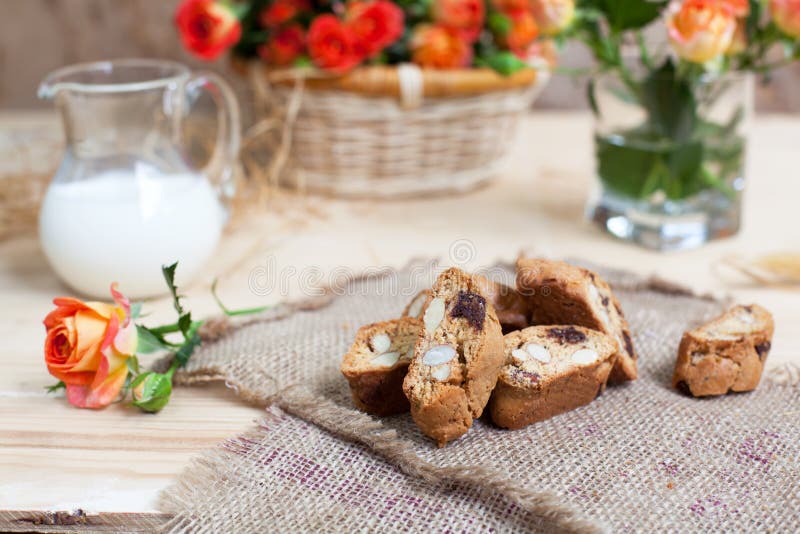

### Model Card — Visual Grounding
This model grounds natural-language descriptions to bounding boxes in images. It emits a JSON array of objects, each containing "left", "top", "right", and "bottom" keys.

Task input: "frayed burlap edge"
[{"left": 156, "top": 265, "right": 798, "bottom": 533}]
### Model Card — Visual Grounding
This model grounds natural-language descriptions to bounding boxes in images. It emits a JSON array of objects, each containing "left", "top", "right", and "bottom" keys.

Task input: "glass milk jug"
[{"left": 38, "top": 59, "right": 240, "bottom": 298}]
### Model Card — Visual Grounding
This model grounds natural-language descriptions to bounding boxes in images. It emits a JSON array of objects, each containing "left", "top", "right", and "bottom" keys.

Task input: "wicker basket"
[{"left": 246, "top": 63, "right": 549, "bottom": 198}]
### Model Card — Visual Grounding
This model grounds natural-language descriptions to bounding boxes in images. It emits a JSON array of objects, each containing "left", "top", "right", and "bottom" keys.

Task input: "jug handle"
[{"left": 180, "top": 71, "right": 241, "bottom": 203}]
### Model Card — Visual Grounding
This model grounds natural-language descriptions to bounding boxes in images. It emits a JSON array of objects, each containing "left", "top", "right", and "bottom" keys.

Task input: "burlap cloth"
[{"left": 157, "top": 261, "right": 800, "bottom": 533}]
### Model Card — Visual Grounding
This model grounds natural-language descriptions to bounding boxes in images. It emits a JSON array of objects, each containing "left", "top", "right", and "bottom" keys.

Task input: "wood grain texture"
[
  {"left": 0, "top": 510, "right": 170, "bottom": 533},
  {"left": 0, "top": 111, "right": 798, "bottom": 514},
  {"left": 1, "top": 1, "right": 799, "bottom": 111}
]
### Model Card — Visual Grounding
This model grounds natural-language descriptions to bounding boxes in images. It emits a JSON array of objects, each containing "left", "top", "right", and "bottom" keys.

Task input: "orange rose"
[
  {"left": 530, "top": 0, "right": 575, "bottom": 36},
  {"left": 771, "top": 0, "right": 800, "bottom": 38},
  {"left": 44, "top": 284, "right": 137, "bottom": 409},
  {"left": 668, "top": 0, "right": 736, "bottom": 63},
  {"left": 722, "top": 0, "right": 750, "bottom": 17},
  {"left": 432, "top": 0, "right": 486, "bottom": 42},
  {"left": 504, "top": 11, "right": 540, "bottom": 55},
  {"left": 411, "top": 24, "right": 474, "bottom": 69}
]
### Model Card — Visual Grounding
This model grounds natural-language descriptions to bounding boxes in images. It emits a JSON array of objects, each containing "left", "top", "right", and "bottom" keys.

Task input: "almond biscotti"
[
  {"left": 341, "top": 317, "right": 422, "bottom": 416},
  {"left": 402, "top": 268, "right": 504, "bottom": 447},
  {"left": 405, "top": 279, "right": 530, "bottom": 334},
  {"left": 673, "top": 304, "right": 774, "bottom": 397},
  {"left": 489, "top": 325, "right": 618, "bottom": 429},
  {"left": 474, "top": 275, "right": 532, "bottom": 334},
  {"left": 516, "top": 258, "right": 637, "bottom": 383}
]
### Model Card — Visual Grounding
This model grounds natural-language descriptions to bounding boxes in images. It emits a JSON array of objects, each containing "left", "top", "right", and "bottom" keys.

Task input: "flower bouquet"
[
  {"left": 572, "top": 0, "right": 800, "bottom": 250},
  {"left": 175, "top": 0, "right": 574, "bottom": 197}
]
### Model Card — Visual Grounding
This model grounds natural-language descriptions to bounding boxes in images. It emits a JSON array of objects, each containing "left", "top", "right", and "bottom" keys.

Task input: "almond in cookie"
[
  {"left": 672, "top": 304, "right": 774, "bottom": 397},
  {"left": 402, "top": 268, "right": 504, "bottom": 447},
  {"left": 341, "top": 317, "right": 422, "bottom": 416},
  {"left": 516, "top": 258, "right": 637, "bottom": 383},
  {"left": 402, "top": 289, "right": 431, "bottom": 319},
  {"left": 489, "top": 325, "right": 618, "bottom": 430},
  {"left": 406, "top": 278, "right": 530, "bottom": 334}
]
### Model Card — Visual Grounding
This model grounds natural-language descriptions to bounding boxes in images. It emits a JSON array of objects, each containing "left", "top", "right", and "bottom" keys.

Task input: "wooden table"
[{"left": 1, "top": 111, "right": 798, "bottom": 522}]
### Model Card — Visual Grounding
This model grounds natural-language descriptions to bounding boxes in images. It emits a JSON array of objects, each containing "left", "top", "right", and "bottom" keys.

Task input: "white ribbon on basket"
[{"left": 397, "top": 63, "right": 424, "bottom": 110}]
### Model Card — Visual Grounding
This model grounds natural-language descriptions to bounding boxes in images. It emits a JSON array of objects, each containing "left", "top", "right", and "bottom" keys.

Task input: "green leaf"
[
  {"left": 162, "top": 262, "right": 193, "bottom": 339},
  {"left": 135, "top": 325, "right": 175, "bottom": 354},
  {"left": 596, "top": 135, "right": 660, "bottom": 198},
  {"left": 583, "top": 0, "right": 667, "bottom": 31},
  {"left": 126, "top": 355, "right": 140, "bottom": 374},
  {"left": 292, "top": 56, "right": 313, "bottom": 68},
  {"left": 45, "top": 381, "right": 65, "bottom": 394},
  {"left": 745, "top": 0, "right": 762, "bottom": 42},
  {"left": 665, "top": 141, "right": 704, "bottom": 199},
  {"left": 484, "top": 51, "right": 528, "bottom": 77},
  {"left": 174, "top": 332, "right": 202, "bottom": 369},
  {"left": 488, "top": 12, "right": 512, "bottom": 37},
  {"left": 640, "top": 60, "right": 697, "bottom": 141},
  {"left": 162, "top": 263, "right": 184, "bottom": 316}
]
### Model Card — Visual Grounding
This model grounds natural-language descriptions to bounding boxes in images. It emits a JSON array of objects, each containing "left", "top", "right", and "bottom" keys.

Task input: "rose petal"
[
  {"left": 109, "top": 283, "right": 132, "bottom": 326},
  {"left": 65, "top": 364, "right": 127, "bottom": 409},
  {"left": 113, "top": 322, "right": 138, "bottom": 356}
]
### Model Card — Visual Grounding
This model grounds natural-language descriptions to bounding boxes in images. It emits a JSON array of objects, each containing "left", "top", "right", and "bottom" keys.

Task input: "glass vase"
[{"left": 586, "top": 69, "right": 752, "bottom": 251}]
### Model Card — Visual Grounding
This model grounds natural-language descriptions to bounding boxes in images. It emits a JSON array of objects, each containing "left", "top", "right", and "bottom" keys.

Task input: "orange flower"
[
  {"left": 175, "top": 0, "right": 242, "bottom": 61},
  {"left": 44, "top": 284, "right": 137, "bottom": 409},
  {"left": 771, "top": 0, "right": 800, "bottom": 38},
  {"left": 504, "top": 11, "right": 540, "bottom": 55},
  {"left": 411, "top": 24, "right": 473, "bottom": 69},
  {"left": 668, "top": 0, "right": 736, "bottom": 63},
  {"left": 432, "top": 0, "right": 486, "bottom": 42},
  {"left": 258, "top": 24, "right": 306, "bottom": 66},
  {"left": 722, "top": 0, "right": 750, "bottom": 17},
  {"left": 530, "top": 0, "right": 576, "bottom": 36}
]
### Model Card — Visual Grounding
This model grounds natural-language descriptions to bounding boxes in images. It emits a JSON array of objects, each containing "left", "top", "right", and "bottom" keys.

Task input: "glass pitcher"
[{"left": 38, "top": 58, "right": 240, "bottom": 298}]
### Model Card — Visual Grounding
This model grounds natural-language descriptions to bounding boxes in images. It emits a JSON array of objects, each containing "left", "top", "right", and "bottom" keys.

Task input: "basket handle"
[{"left": 397, "top": 63, "right": 424, "bottom": 110}]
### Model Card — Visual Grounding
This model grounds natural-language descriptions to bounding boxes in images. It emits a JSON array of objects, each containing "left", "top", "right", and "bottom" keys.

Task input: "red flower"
[
  {"left": 175, "top": 0, "right": 242, "bottom": 60},
  {"left": 432, "top": 0, "right": 485, "bottom": 42},
  {"left": 346, "top": 1, "right": 405, "bottom": 58},
  {"left": 258, "top": 24, "right": 306, "bottom": 66},
  {"left": 259, "top": 0, "right": 311, "bottom": 27},
  {"left": 307, "top": 15, "right": 364, "bottom": 73}
]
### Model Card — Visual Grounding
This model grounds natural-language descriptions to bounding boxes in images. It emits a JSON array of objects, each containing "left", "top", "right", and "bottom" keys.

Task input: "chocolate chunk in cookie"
[{"left": 450, "top": 291, "right": 486, "bottom": 331}]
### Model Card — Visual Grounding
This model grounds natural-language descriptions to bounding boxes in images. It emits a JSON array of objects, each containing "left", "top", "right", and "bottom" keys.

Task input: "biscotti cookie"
[
  {"left": 475, "top": 275, "right": 532, "bottom": 334},
  {"left": 341, "top": 317, "right": 422, "bottom": 416},
  {"left": 402, "top": 289, "right": 431, "bottom": 319},
  {"left": 516, "top": 258, "right": 637, "bottom": 383},
  {"left": 403, "top": 268, "right": 504, "bottom": 446},
  {"left": 406, "top": 280, "right": 529, "bottom": 334},
  {"left": 490, "top": 326, "right": 618, "bottom": 429},
  {"left": 673, "top": 304, "right": 774, "bottom": 397}
]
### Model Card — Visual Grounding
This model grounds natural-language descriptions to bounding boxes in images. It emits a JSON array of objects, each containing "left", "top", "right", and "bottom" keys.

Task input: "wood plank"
[{"left": 0, "top": 510, "right": 170, "bottom": 533}]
